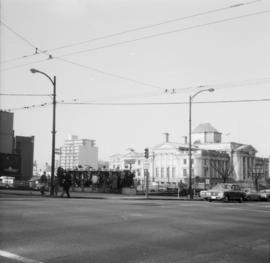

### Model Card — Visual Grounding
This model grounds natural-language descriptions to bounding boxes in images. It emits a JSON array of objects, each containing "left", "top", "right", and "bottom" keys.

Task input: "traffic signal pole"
[
  {"left": 144, "top": 148, "right": 149, "bottom": 199},
  {"left": 145, "top": 169, "right": 149, "bottom": 199}
]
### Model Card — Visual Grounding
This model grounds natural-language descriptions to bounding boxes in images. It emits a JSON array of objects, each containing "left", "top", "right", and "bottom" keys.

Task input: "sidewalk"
[{"left": 0, "top": 188, "right": 202, "bottom": 201}]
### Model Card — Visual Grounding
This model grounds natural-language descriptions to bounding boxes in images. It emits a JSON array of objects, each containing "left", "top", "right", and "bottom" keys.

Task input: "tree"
[
  {"left": 250, "top": 167, "right": 264, "bottom": 191},
  {"left": 209, "top": 151, "right": 234, "bottom": 183}
]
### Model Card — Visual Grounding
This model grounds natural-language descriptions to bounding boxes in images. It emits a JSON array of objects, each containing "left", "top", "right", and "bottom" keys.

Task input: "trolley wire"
[
  {"left": 0, "top": 0, "right": 261, "bottom": 64},
  {"left": 3, "top": 98, "right": 270, "bottom": 112},
  {"left": 58, "top": 10, "right": 270, "bottom": 58},
  {"left": 2, "top": 9, "right": 269, "bottom": 71}
]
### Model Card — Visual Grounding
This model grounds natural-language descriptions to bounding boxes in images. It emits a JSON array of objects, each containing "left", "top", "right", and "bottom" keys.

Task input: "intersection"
[{"left": 0, "top": 194, "right": 269, "bottom": 263}]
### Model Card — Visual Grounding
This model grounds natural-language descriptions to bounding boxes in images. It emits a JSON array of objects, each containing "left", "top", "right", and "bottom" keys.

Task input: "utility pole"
[
  {"left": 188, "top": 88, "right": 214, "bottom": 200},
  {"left": 189, "top": 96, "right": 193, "bottom": 199},
  {"left": 152, "top": 151, "right": 155, "bottom": 182},
  {"left": 30, "top": 69, "right": 56, "bottom": 196},
  {"left": 51, "top": 76, "right": 56, "bottom": 196}
]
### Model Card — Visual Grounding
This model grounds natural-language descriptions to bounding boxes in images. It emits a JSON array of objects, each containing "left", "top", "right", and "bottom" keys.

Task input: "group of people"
[{"left": 39, "top": 171, "right": 72, "bottom": 198}]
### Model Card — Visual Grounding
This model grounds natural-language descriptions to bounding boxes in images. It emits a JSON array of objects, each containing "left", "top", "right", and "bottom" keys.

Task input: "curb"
[{"left": 0, "top": 190, "right": 203, "bottom": 201}]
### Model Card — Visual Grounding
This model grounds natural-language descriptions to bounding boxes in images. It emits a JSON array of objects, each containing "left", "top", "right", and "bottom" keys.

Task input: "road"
[{"left": 0, "top": 195, "right": 269, "bottom": 263}]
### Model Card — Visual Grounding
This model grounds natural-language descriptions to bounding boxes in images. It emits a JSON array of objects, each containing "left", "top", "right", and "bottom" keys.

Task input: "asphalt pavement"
[
  {"left": 0, "top": 191, "right": 269, "bottom": 263},
  {"left": 0, "top": 188, "right": 200, "bottom": 200}
]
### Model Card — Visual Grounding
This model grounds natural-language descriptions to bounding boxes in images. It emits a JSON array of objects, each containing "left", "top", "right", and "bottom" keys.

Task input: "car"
[
  {"left": 205, "top": 183, "right": 246, "bottom": 203},
  {"left": 199, "top": 190, "right": 211, "bottom": 199},
  {"left": 243, "top": 189, "right": 261, "bottom": 201},
  {"left": 259, "top": 189, "right": 270, "bottom": 201}
]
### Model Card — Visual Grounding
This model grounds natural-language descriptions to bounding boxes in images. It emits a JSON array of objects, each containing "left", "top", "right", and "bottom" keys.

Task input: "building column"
[{"left": 245, "top": 156, "right": 248, "bottom": 180}]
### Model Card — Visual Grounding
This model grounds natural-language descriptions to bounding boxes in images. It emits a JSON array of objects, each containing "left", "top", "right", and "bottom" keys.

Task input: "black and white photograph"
[{"left": 0, "top": 0, "right": 270, "bottom": 262}]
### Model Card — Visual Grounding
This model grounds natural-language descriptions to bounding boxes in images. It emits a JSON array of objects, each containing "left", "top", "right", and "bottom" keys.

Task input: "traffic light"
[{"left": 144, "top": 148, "right": 149, "bottom": 159}]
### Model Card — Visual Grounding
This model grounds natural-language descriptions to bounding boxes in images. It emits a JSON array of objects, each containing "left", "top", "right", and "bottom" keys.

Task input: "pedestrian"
[
  {"left": 60, "top": 172, "right": 72, "bottom": 198},
  {"left": 39, "top": 172, "right": 48, "bottom": 196}
]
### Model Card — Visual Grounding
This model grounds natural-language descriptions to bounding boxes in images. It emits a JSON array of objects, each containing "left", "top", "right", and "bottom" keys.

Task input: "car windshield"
[{"left": 211, "top": 184, "right": 232, "bottom": 190}]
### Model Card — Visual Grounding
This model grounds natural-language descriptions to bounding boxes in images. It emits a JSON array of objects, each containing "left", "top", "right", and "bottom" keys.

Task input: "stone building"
[{"left": 108, "top": 123, "right": 269, "bottom": 189}]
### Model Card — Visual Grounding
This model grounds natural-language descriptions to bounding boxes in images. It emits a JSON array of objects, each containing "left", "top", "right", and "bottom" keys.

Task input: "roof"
[
  {"left": 197, "top": 142, "right": 257, "bottom": 153},
  {"left": 192, "top": 123, "right": 219, "bottom": 133},
  {"left": 152, "top": 142, "right": 198, "bottom": 151}
]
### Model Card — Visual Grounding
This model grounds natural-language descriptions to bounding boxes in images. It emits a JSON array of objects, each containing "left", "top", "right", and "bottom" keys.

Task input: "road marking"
[{"left": 0, "top": 250, "right": 43, "bottom": 263}]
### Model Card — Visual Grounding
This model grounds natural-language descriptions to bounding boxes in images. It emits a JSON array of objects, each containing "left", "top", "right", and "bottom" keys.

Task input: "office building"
[
  {"left": 60, "top": 135, "right": 98, "bottom": 170},
  {"left": 0, "top": 111, "right": 14, "bottom": 154},
  {"left": 15, "top": 136, "right": 35, "bottom": 180}
]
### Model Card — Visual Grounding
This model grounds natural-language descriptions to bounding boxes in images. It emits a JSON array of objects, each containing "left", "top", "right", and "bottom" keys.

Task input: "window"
[
  {"left": 204, "top": 167, "right": 208, "bottom": 177},
  {"left": 167, "top": 167, "right": 170, "bottom": 179},
  {"left": 172, "top": 167, "right": 176, "bottom": 178},
  {"left": 161, "top": 168, "right": 164, "bottom": 178},
  {"left": 183, "top": 169, "right": 187, "bottom": 177},
  {"left": 156, "top": 168, "right": 159, "bottom": 177},
  {"left": 138, "top": 160, "right": 141, "bottom": 165},
  {"left": 183, "top": 159, "right": 187, "bottom": 164}
]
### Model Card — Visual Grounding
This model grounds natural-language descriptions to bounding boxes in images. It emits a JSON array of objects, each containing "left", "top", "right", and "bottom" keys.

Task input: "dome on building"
[
  {"left": 192, "top": 123, "right": 219, "bottom": 133},
  {"left": 192, "top": 123, "right": 222, "bottom": 144}
]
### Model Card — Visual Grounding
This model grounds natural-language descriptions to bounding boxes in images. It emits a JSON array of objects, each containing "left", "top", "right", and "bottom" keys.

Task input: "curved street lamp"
[
  {"left": 189, "top": 88, "right": 214, "bottom": 199},
  {"left": 30, "top": 68, "right": 56, "bottom": 196}
]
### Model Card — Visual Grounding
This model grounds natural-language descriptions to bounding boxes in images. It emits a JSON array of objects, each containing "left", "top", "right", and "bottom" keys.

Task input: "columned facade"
[{"left": 108, "top": 124, "right": 269, "bottom": 189}]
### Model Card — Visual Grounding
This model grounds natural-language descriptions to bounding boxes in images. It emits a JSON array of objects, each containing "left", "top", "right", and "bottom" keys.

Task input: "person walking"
[
  {"left": 60, "top": 172, "right": 72, "bottom": 198},
  {"left": 39, "top": 172, "right": 48, "bottom": 196}
]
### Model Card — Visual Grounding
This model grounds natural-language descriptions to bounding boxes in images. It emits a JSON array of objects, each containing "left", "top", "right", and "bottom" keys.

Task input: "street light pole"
[
  {"left": 51, "top": 76, "right": 56, "bottom": 197},
  {"left": 30, "top": 68, "right": 56, "bottom": 196},
  {"left": 188, "top": 88, "right": 214, "bottom": 200},
  {"left": 188, "top": 95, "right": 192, "bottom": 199}
]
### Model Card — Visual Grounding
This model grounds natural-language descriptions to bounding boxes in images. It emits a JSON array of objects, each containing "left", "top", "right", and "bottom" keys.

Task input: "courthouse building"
[{"left": 109, "top": 123, "right": 269, "bottom": 189}]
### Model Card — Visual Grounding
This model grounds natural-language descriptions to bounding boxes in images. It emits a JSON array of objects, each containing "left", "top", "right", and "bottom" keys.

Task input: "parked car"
[
  {"left": 259, "top": 189, "right": 270, "bottom": 201},
  {"left": 243, "top": 189, "right": 261, "bottom": 201},
  {"left": 199, "top": 190, "right": 211, "bottom": 199},
  {"left": 205, "top": 183, "right": 245, "bottom": 202}
]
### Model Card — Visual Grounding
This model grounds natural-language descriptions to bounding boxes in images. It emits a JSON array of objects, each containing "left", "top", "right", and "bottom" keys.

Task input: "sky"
[{"left": 1, "top": 0, "right": 270, "bottom": 166}]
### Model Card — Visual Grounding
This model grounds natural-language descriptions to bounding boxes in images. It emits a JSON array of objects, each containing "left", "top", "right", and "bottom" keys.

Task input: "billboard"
[{"left": 0, "top": 153, "right": 21, "bottom": 177}]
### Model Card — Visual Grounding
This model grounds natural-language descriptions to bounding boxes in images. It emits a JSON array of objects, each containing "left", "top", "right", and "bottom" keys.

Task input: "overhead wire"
[
  {"left": 59, "top": 98, "right": 270, "bottom": 105},
  {"left": 2, "top": 76, "right": 269, "bottom": 110},
  {"left": 1, "top": 57, "right": 52, "bottom": 71},
  {"left": 56, "top": 57, "right": 165, "bottom": 91},
  {"left": 168, "top": 77, "right": 270, "bottom": 94},
  {"left": 0, "top": 0, "right": 261, "bottom": 64},
  {"left": 0, "top": 93, "right": 52, "bottom": 97},
  {"left": 44, "top": 0, "right": 262, "bottom": 53},
  {"left": 3, "top": 102, "right": 53, "bottom": 111},
  {"left": 0, "top": 20, "right": 51, "bottom": 64},
  {"left": 0, "top": 20, "right": 38, "bottom": 49},
  {"left": 3, "top": 98, "right": 270, "bottom": 112},
  {"left": 2, "top": 9, "right": 269, "bottom": 71},
  {"left": 58, "top": 9, "right": 270, "bottom": 58}
]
